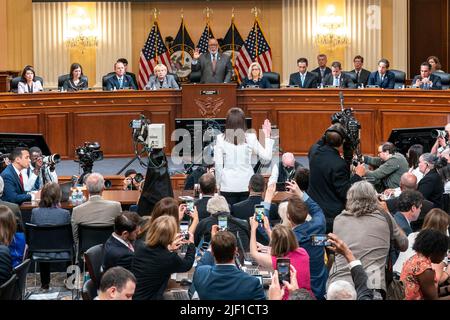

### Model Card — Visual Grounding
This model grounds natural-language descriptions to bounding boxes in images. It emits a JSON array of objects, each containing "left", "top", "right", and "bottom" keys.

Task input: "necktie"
[
  {"left": 118, "top": 78, "right": 123, "bottom": 89},
  {"left": 380, "top": 74, "right": 384, "bottom": 83},
  {"left": 128, "top": 242, "right": 134, "bottom": 252},
  {"left": 19, "top": 172, "right": 24, "bottom": 190},
  {"left": 356, "top": 71, "right": 360, "bottom": 83},
  {"left": 212, "top": 54, "right": 217, "bottom": 75},
  {"left": 301, "top": 74, "right": 305, "bottom": 87},
  {"left": 334, "top": 77, "right": 339, "bottom": 87}
]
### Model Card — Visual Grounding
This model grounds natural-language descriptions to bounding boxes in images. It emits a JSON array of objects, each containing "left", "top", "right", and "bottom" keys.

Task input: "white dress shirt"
[
  {"left": 214, "top": 133, "right": 274, "bottom": 192},
  {"left": 22, "top": 164, "right": 58, "bottom": 192}
]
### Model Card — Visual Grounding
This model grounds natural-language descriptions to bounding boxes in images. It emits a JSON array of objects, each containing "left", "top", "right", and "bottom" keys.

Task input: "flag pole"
[
  {"left": 231, "top": 8, "right": 235, "bottom": 68},
  {"left": 181, "top": 10, "right": 185, "bottom": 63},
  {"left": 153, "top": 8, "right": 160, "bottom": 64},
  {"left": 252, "top": 7, "right": 260, "bottom": 63}
]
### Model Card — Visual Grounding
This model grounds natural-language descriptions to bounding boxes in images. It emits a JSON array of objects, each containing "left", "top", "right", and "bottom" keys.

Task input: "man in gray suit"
[
  {"left": 191, "top": 38, "right": 233, "bottom": 83},
  {"left": 144, "top": 64, "right": 179, "bottom": 90},
  {"left": 71, "top": 172, "right": 122, "bottom": 247}
]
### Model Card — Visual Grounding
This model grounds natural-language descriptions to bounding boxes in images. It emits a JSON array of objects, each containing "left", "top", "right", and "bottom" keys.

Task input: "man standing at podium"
[{"left": 191, "top": 38, "right": 233, "bottom": 83}]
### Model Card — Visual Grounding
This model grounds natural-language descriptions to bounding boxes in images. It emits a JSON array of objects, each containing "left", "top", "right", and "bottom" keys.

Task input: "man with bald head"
[
  {"left": 385, "top": 172, "right": 434, "bottom": 231},
  {"left": 268, "top": 152, "right": 302, "bottom": 188},
  {"left": 71, "top": 172, "right": 122, "bottom": 248}
]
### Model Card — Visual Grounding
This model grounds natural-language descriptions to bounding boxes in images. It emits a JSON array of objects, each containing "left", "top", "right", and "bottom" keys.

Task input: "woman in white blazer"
[
  {"left": 214, "top": 107, "right": 274, "bottom": 205},
  {"left": 17, "top": 66, "right": 43, "bottom": 94}
]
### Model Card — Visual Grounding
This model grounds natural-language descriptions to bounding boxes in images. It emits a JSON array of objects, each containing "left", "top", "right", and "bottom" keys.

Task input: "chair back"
[
  {"left": 433, "top": 72, "right": 450, "bottom": 89},
  {"left": 102, "top": 72, "right": 115, "bottom": 90},
  {"left": 84, "top": 244, "right": 104, "bottom": 288},
  {"left": 26, "top": 223, "right": 74, "bottom": 254},
  {"left": 78, "top": 225, "right": 113, "bottom": 257},
  {"left": 390, "top": 69, "right": 406, "bottom": 88},
  {"left": 263, "top": 72, "right": 280, "bottom": 88},
  {"left": 81, "top": 278, "right": 98, "bottom": 300},
  {"left": 13, "top": 258, "right": 31, "bottom": 300},
  {"left": 189, "top": 71, "right": 201, "bottom": 83},
  {"left": 58, "top": 74, "right": 89, "bottom": 89},
  {"left": 343, "top": 71, "right": 357, "bottom": 83},
  {"left": 0, "top": 274, "right": 18, "bottom": 300},
  {"left": 10, "top": 76, "right": 44, "bottom": 93}
]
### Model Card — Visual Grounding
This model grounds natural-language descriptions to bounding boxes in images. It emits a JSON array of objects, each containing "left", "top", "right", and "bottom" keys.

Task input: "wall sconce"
[
  {"left": 64, "top": 6, "right": 98, "bottom": 54},
  {"left": 315, "top": 5, "right": 349, "bottom": 49}
]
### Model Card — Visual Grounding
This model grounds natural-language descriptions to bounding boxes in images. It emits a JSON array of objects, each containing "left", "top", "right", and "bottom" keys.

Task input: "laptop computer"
[
  {"left": 59, "top": 182, "right": 72, "bottom": 202},
  {"left": 163, "top": 289, "right": 190, "bottom": 300}
]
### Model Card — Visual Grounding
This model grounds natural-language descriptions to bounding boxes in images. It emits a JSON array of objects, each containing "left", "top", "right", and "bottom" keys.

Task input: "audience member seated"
[
  {"left": 385, "top": 173, "right": 434, "bottom": 232},
  {"left": 400, "top": 229, "right": 450, "bottom": 300},
  {"left": 393, "top": 190, "right": 424, "bottom": 237},
  {"left": 0, "top": 176, "right": 23, "bottom": 222},
  {"left": 116, "top": 58, "right": 138, "bottom": 88},
  {"left": 326, "top": 233, "right": 373, "bottom": 300},
  {"left": 132, "top": 215, "right": 195, "bottom": 300},
  {"left": 367, "top": 58, "right": 395, "bottom": 89},
  {"left": 61, "top": 63, "right": 88, "bottom": 91},
  {"left": 322, "top": 61, "right": 356, "bottom": 88},
  {"left": 428, "top": 56, "right": 445, "bottom": 73},
  {"left": 195, "top": 173, "right": 217, "bottom": 221},
  {"left": 96, "top": 266, "right": 136, "bottom": 300},
  {"left": 122, "top": 169, "right": 142, "bottom": 191},
  {"left": 144, "top": 63, "right": 179, "bottom": 90},
  {"left": 412, "top": 62, "right": 442, "bottom": 90},
  {"left": 214, "top": 108, "right": 274, "bottom": 206},
  {"left": 349, "top": 55, "right": 371, "bottom": 87},
  {"left": 407, "top": 144, "right": 424, "bottom": 182},
  {"left": 193, "top": 227, "right": 265, "bottom": 300},
  {"left": 268, "top": 152, "right": 302, "bottom": 187},
  {"left": 363, "top": 142, "right": 409, "bottom": 192},
  {"left": 417, "top": 154, "right": 445, "bottom": 208},
  {"left": 327, "top": 181, "right": 408, "bottom": 298},
  {"left": 282, "top": 180, "right": 328, "bottom": 300},
  {"left": 0, "top": 147, "right": 32, "bottom": 205},
  {"left": 311, "top": 54, "right": 331, "bottom": 86},
  {"left": 17, "top": 65, "right": 43, "bottom": 94},
  {"left": 30, "top": 182, "right": 71, "bottom": 290},
  {"left": 194, "top": 195, "right": 249, "bottom": 249},
  {"left": 249, "top": 219, "right": 312, "bottom": 299},
  {"left": 0, "top": 206, "right": 15, "bottom": 286},
  {"left": 105, "top": 61, "right": 137, "bottom": 90},
  {"left": 240, "top": 62, "right": 271, "bottom": 88},
  {"left": 71, "top": 173, "right": 122, "bottom": 248},
  {"left": 394, "top": 209, "right": 449, "bottom": 285},
  {"left": 23, "top": 146, "right": 58, "bottom": 192},
  {"left": 103, "top": 212, "right": 141, "bottom": 271},
  {"left": 288, "top": 57, "right": 318, "bottom": 88},
  {"left": 184, "top": 165, "right": 214, "bottom": 190}
]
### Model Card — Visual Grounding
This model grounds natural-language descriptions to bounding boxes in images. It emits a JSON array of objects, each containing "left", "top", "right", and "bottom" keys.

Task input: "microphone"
[{"left": 339, "top": 91, "right": 344, "bottom": 111}]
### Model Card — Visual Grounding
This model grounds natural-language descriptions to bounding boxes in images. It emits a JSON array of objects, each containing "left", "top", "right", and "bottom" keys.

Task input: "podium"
[{"left": 181, "top": 83, "right": 237, "bottom": 118}]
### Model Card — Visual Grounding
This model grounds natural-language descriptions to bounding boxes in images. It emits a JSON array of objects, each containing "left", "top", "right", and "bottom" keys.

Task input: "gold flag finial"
[
  {"left": 231, "top": 7, "right": 235, "bottom": 21},
  {"left": 251, "top": 7, "right": 261, "bottom": 19},
  {"left": 152, "top": 8, "right": 160, "bottom": 21},
  {"left": 203, "top": 7, "right": 213, "bottom": 22}
]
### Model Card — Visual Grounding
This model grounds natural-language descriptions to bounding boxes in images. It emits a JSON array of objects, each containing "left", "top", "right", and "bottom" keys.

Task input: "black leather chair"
[
  {"left": 10, "top": 76, "right": 44, "bottom": 93},
  {"left": 102, "top": 73, "right": 115, "bottom": 90},
  {"left": 0, "top": 274, "right": 18, "bottom": 300},
  {"left": 343, "top": 71, "right": 357, "bottom": 84},
  {"left": 189, "top": 71, "right": 201, "bottom": 83},
  {"left": 83, "top": 244, "right": 104, "bottom": 289},
  {"left": 13, "top": 259, "right": 31, "bottom": 300},
  {"left": 432, "top": 72, "right": 450, "bottom": 90},
  {"left": 263, "top": 72, "right": 280, "bottom": 88},
  {"left": 390, "top": 69, "right": 406, "bottom": 89},
  {"left": 81, "top": 278, "right": 97, "bottom": 300},
  {"left": 78, "top": 225, "right": 113, "bottom": 262},
  {"left": 57, "top": 74, "right": 89, "bottom": 89}
]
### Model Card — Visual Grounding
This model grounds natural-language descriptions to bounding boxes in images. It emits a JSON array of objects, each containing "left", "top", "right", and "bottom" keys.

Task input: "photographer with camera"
[
  {"left": 431, "top": 123, "right": 450, "bottom": 156},
  {"left": 22, "top": 146, "right": 59, "bottom": 192},
  {"left": 122, "top": 169, "right": 144, "bottom": 191}
]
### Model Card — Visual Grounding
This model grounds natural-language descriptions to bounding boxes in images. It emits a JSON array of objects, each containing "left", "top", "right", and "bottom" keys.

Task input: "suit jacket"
[
  {"left": 418, "top": 169, "right": 444, "bottom": 209},
  {"left": 193, "top": 251, "right": 266, "bottom": 300},
  {"left": 102, "top": 235, "right": 134, "bottom": 271},
  {"left": 144, "top": 74, "right": 179, "bottom": 90},
  {"left": 311, "top": 66, "right": 332, "bottom": 85},
  {"left": 194, "top": 195, "right": 213, "bottom": 221},
  {"left": 105, "top": 74, "right": 137, "bottom": 90},
  {"left": 367, "top": 71, "right": 396, "bottom": 89},
  {"left": 323, "top": 73, "right": 356, "bottom": 88},
  {"left": 351, "top": 264, "right": 373, "bottom": 300},
  {"left": 350, "top": 69, "right": 371, "bottom": 87},
  {"left": 0, "top": 245, "right": 12, "bottom": 286},
  {"left": 31, "top": 207, "right": 71, "bottom": 226},
  {"left": 386, "top": 196, "right": 433, "bottom": 232},
  {"left": 191, "top": 52, "right": 233, "bottom": 83},
  {"left": 289, "top": 72, "right": 318, "bottom": 88},
  {"left": 393, "top": 212, "right": 413, "bottom": 236},
  {"left": 17, "top": 80, "right": 43, "bottom": 94},
  {"left": 0, "top": 164, "right": 31, "bottom": 205},
  {"left": 71, "top": 195, "right": 122, "bottom": 245},
  {"left": 411, "top": 73, "right": 442, "bottom": 90}
]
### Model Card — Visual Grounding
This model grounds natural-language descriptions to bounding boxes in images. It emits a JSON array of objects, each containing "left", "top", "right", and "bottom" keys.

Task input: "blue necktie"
[
  {"left": 334, "top": 77, "right": 339, "bottom": 87},
  {"left": 301, "top": 74, "right": 305, "bottom": 87},
  {"left": 118, "top": 78, "right": 123, "bottom": 88}
]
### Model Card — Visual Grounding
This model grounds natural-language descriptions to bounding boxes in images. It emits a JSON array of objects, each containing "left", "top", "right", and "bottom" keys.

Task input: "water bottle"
[
  {"left": 71, "top": 189, "right": 77, "bottom": 203},
  {"left": 76, "top": 189, "right": 83, "bottom": 202}
]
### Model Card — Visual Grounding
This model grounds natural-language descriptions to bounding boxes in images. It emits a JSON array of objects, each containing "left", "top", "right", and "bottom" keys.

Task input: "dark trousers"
[
  {"left": 39, "top": 262, "right": 51, "bottom": 286},
  {"left": 220, "top": 191, "right": 249, "bottom": 207}
]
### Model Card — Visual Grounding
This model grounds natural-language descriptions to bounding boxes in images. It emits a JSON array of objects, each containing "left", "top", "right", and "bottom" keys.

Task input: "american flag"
[
  {"left": 138, "top": 21, "right": 173, "bottom": 90},
  {"left": 197, "top": 24, "right": 214, "bottom": 54},
  {"left": 236, "top": 20, "right": 272, "bottom": 81}
]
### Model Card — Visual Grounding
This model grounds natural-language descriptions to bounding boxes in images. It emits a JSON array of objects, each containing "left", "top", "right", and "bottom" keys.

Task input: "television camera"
[{"left": 75, "top": 142, "right": 103, "bottom": 184}]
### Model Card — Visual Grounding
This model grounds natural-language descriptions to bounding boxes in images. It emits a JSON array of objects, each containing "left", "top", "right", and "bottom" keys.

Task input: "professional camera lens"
[{"left": 133, "top": 173, "right": 144, "bottom": 183}]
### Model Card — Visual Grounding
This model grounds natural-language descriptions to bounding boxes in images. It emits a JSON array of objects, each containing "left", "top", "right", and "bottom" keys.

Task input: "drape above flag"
[
  {"left": 236, "top": 19, "right": 272, "bottom": 81},
  {"left": 197, "top": 24, "right": 215, "bottom": 54},
  {"left": 138, "top": 21, "right": 173, "bottom": 90}
]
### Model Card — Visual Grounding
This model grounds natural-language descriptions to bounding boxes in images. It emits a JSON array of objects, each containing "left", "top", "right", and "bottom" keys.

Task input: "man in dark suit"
[
  {"left": 103, "top": 213, "right": 139, "bottom": 271},
  {"left": 0, "top": 176, "right": 22, "bottom": 222},
  {"left": 105, "top": 61, "right": 137, "bottom": 90},
  {"left": 349, "top": 55, "right": 370, "bottom": 87},
  {"left": 367, "top": 58, "right": 396, "bottom": 89},
  {"left": 323, "top": 61, "right": 356, "bottom": 88},
  {"left": 117, "top": 58, "right": 138, "bottom": 89},
  {"left": 311, "top": 54, "right": 332, "bottom": 85},
  {"left": 393, "top": 190, "right": 423, "bottom": 236},
  {"left": 194, "top": 173, "right": 216, "bottom": 221},
  {"left": 289, "top": 57, "right": 318, "bottom": 88},
  {"left": 0, "top": 147, "right": 31, "bottom": 205},
  {"left": 412, "top": 62, "right": 442, "bottom": 90},
  {"left": 193, "top": 229, "right": 265, "bottom": 300},
  {"left": 307, "top": 125, "right": 366, "bottom": 232},
  {"left": 191, "top": 38, "right": 233, "bottom": 83}
]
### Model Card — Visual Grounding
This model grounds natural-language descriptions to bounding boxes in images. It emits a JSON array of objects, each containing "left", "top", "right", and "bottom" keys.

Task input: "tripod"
[{"left": 116, "top": 155, "right": 140, "bottom": 175}]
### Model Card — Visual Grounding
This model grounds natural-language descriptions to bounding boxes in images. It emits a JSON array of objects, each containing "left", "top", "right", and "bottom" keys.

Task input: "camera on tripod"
[
  {"left": 130, "top": 115, "right": 165, "bottom": 149},
  {"left": 76, "top": 142, "right": 103, "bottom": 165},
  {"left": 431, "top": 129, "right": 448, "bottom": 140}
]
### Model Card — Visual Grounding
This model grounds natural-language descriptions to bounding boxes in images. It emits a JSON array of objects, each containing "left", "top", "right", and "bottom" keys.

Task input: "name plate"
[{"left": 201, "top": 90, "right": 218, "bottom": 95}]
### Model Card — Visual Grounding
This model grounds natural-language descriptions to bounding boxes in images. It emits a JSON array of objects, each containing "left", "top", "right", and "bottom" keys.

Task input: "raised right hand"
[{"left": 193, "top": 48, "right": 201, "bottom": 60}]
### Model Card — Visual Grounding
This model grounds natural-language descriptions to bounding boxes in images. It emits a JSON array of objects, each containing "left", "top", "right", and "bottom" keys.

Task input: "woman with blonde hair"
[
  {"left": 131, "top": 215, "right": 195, "bottom": 300},
  {"left": 241, "top": 62, "right": 271, "bottom": 88},
  {"left": 144, "top": 63, "right": 179, "bottom": 89}
]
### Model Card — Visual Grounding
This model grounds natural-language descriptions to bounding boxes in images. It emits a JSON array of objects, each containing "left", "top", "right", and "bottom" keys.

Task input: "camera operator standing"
[
  {"left": 22, "top": 147, "right": 58, "bottom": 192},
  {"left": 431, "top": 123, "right": 450, "bottom": 156},
  {"left": 307, "top": 124, "right": 366, "bottom": 233}
]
